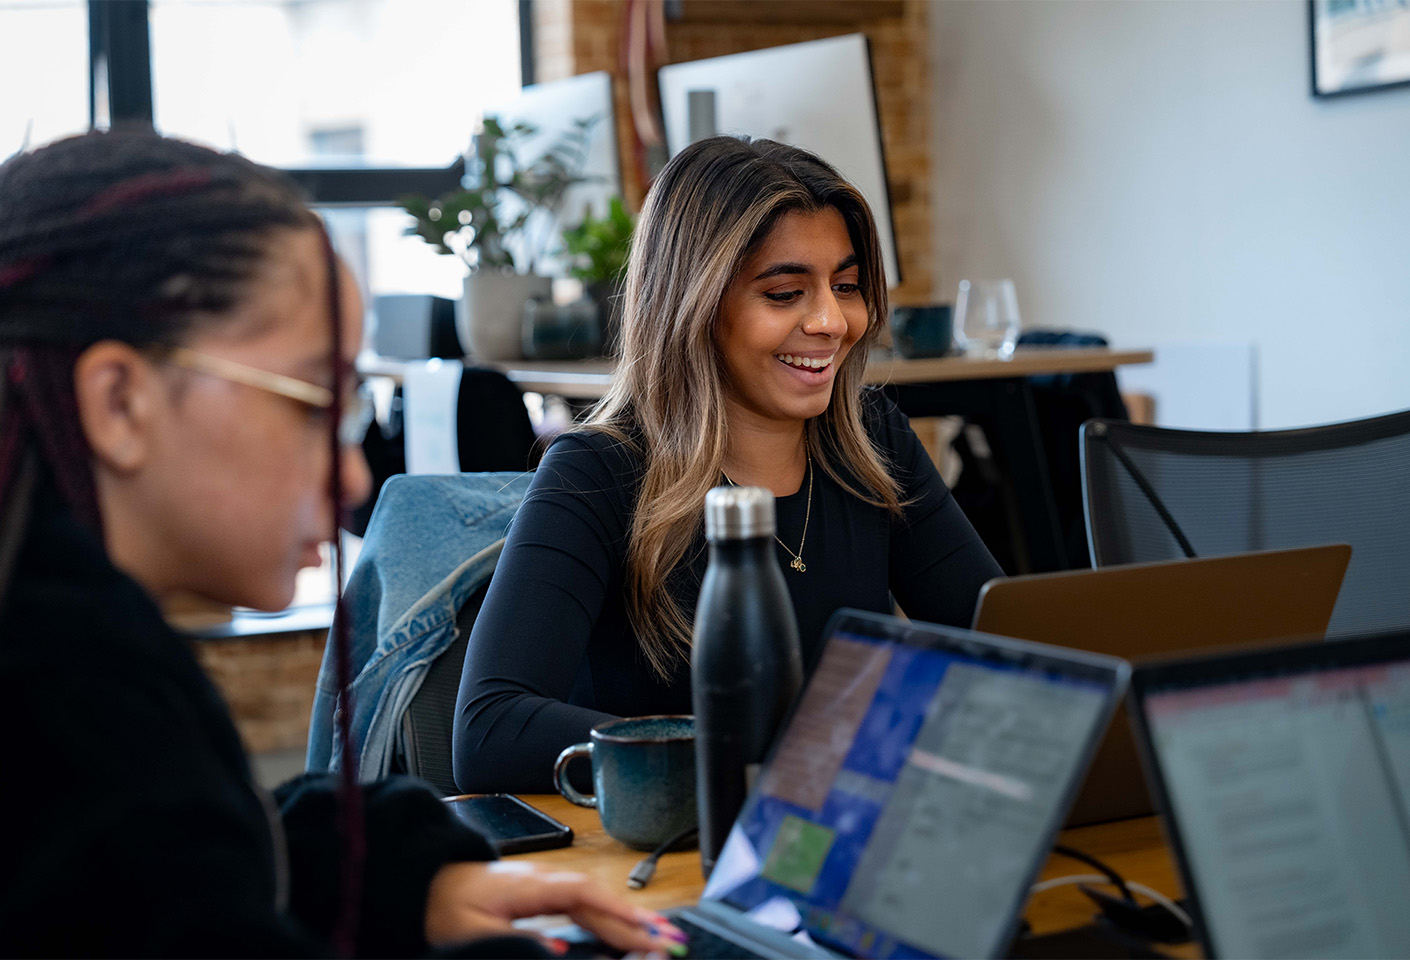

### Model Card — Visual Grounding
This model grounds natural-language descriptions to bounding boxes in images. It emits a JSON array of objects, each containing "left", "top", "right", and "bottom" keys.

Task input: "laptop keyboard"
[{"left": 674, "top": 916, "right": 769, "bottom": 959}]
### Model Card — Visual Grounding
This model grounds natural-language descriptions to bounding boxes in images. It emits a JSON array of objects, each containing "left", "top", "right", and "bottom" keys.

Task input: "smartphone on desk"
[{"left": 444, "top": 794, "right": 573, "bottom": 855}]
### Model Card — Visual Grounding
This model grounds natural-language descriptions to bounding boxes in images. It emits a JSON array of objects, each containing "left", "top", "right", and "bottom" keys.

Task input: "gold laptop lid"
[
  {"left": 972, "top": 545, "right": 1350, "bottom": 825},
  {"left": 973, "top": 544, "right": 1351, "bottom": 659}
]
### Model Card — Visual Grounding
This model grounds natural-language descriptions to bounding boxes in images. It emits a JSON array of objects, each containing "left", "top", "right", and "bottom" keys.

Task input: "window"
[
  {"left": 149, "top": 0, "right": 523, "bottom": 170},
  {"left": 6, "top": 0, "right": 527, "bottom": 204},
  {"left": 144, "top": 0, "right": 527, "bottom": 319},
  {"left": 0, "top": 0, "right": 89, "bottom": 158}
]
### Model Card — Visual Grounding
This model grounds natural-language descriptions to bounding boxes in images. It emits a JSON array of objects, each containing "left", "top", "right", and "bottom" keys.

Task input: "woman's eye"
[
  {"left": 764, "top": 290, "right": 803, "bottom": 303},
  {"left": 833, "top": 282, "right": 860, "bottom": 296}
]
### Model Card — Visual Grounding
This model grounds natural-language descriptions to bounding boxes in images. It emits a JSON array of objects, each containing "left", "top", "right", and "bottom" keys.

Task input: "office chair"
[
  {"left": 394, "top": 571, "right": 493, "bottom": 797},
  {"left": 455, "top": 366, "right": 539, "bottom": 474},
  {"left": 948, "top": 329, "right": 1129, "bottom": 572},
  {"left": 349, "top": 366, "right": 538, "bottom": 538},
  {"left": 1080, "top": 409, "right": 1410, "bottom": 636}
]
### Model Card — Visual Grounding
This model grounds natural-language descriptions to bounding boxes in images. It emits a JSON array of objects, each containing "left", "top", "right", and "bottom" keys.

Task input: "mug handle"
[{"left": 553, "top": 742, "right": 597, "bottom": 808}]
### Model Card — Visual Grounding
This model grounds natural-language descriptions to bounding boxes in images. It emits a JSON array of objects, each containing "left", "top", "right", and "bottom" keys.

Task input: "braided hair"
[
  {"left": 0, "top": 129, "right": 320, "bottom": 557},
  {"left": 0, "top": 130, "right": 364, "bottom": 954}
]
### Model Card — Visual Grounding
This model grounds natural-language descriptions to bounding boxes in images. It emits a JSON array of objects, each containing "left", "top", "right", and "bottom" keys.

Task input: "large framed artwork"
[{"left": 1310, "top": 0, "right": 1410, "bottom": 97}]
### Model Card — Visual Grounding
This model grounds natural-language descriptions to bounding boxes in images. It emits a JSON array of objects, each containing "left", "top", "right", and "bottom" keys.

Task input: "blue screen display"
[{"left": 702, "top": 631, "right": 1110, "bottom": 959}]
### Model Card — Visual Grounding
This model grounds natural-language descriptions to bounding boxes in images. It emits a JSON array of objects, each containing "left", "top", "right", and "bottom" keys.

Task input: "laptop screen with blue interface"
[
  {"left": 700, "top": 621, "right": 1117, "bottom": 959},
  {"left": 1140, "top": 650, "right": 1410, "bottom": 959}
]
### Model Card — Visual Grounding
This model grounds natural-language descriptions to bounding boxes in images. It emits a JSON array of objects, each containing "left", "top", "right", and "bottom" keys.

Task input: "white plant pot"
[{"left": 455, "top": 272, "right": 552, "bottom": 361}]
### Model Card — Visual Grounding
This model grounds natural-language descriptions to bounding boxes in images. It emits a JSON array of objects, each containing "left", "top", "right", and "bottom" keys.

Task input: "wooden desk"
[
  {"left": 508, "top": 795, "right": 1194, "bottom": 953},
  {"left": 360, "top": 348, "right": 1153, "bottom": 573},
  {"left": 360, "top": 349, "right": 1154, "bottom": 400}
]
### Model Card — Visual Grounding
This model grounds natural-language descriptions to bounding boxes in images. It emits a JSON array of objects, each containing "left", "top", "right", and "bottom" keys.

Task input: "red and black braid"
[{"left": 320, "top": 230, "right": 366, "bottom": 958}]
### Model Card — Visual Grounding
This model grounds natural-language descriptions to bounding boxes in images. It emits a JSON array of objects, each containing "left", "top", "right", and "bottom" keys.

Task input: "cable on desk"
[
  {"left": 1050, "top": 843, "right": 1135, "bottom": 903},
  {"left": 1030, "top": 873, "right": 1193, "bottom": 930},
  {"left": 627, "top": 825, "right": 699, "bottom": 890}
]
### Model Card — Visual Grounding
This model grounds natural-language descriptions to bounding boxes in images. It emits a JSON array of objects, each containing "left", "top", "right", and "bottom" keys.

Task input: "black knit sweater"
[{"left": 0, "top": 484, "right": 533, "bottom": 958}]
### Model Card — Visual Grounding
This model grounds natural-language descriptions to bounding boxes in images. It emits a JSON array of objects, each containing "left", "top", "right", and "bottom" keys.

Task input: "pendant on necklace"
[{"left": 791, "top": 556, "right": 806, "bottom": 573}]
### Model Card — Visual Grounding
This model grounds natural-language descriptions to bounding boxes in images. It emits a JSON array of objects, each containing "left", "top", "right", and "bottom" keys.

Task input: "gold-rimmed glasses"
[{"left": 161, "top": 345, "right": 374, "bottom": 446}]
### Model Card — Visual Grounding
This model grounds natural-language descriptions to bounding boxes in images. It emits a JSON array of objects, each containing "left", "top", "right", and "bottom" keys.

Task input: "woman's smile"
[{"left": 774, "top": 351, "right": 837, "bottom": 372}]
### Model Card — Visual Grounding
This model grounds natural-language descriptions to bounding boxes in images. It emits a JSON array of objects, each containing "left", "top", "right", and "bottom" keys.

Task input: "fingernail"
[
  {"left": 647, "top": 922, "right": 683, "bottom": 937},
  {"left": 547, "top": 938, "right": 569, "bottom": 956},
  {"left": 668, "top": 944, "right": 688, "bottom": 958}
]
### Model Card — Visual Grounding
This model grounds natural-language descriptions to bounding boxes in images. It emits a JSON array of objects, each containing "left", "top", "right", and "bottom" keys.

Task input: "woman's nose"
[{"left": 802, "top": 292, "right": 848, "bottom": 337}]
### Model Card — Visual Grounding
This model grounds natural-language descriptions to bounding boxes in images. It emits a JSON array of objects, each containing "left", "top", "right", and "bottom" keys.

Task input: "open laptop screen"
[
  {"left": 1135, "top": 638, "right": 1410, "bottom": 959},
  {"left": 702, "top": 613, "right": 1125, "bottom": 959}
]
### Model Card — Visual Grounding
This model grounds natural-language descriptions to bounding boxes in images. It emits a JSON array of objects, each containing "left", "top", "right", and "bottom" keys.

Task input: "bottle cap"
[{"left": 704, "top": 485, "right": 775, "bottom": 541}]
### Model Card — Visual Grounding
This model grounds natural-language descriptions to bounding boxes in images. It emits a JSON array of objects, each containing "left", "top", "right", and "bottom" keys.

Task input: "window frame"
[{"left": 90, "top": 0, "right": 533, "bottom": 205}]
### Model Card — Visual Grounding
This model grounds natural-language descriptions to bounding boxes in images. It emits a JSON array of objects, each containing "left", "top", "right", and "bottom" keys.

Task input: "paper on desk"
[{"left": 403, "top": 359, "right": 463, "bottom": 475}]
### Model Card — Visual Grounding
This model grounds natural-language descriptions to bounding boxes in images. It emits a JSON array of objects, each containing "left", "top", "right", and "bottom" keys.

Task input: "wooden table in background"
[
  {"left": 361, "top": 349, "right": 1154, "bottom": 399},
  {"left": 507, "top": 794, "right": 1196, "bottom": 954},
  {"left": 361, "top": 348, "right": 1154, "bottom": 574}
]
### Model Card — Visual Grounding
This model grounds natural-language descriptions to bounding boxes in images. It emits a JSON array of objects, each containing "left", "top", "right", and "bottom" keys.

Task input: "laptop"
[
  {"left": 1128, "top": 631, "right": 1410, "bottom": 959},
  {"left": 972, "top": 545, "right": 1350, "bottom": 825},
  {"left": 660, "top": 609, "right": 1130, "bottom": 959}
]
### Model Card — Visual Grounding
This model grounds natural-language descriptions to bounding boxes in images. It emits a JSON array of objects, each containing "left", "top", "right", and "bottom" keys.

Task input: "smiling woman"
[{"left": 453, "top": 136, "right": 1003, "bottom": 795}]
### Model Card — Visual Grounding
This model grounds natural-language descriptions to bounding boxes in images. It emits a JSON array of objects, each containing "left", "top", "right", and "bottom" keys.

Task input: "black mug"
[
  {"left": 891, "top": 304, "right": 954, "bottom": 358},
  {"left": 553, "top": 715, "right": 697, "bottom": 851}
]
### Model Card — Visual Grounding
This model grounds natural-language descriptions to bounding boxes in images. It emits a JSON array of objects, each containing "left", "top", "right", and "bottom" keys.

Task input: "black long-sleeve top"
[
  {"left": 453, "top": 390, "right": 1003, "bottom": 794},
  {"left": 0, "top": 484, "right": 527, "bottom": 958}
]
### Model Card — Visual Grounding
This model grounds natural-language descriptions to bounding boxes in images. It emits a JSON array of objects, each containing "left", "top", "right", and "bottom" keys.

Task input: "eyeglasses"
[{"left": 162, "top": 345, "right": 375, "bottom": 447}]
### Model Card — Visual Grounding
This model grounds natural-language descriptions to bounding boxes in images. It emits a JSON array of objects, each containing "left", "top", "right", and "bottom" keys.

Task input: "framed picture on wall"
[{"left": 1310, "top": 0, "right": 1410, "bottom": 97}]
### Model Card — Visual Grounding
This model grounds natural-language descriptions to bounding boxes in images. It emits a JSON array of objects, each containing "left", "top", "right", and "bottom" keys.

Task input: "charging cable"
[
  {"left": 627, "top": 826, "right": 699, "bottom": 890},
  {"left": 1031, "top": 873, "right": 1193, "bottom": 931}
]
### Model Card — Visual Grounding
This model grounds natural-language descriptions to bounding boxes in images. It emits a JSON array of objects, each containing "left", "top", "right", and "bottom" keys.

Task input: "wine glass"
[{"left": 954, "top": 279, "right": 1021, "bottom": 360}]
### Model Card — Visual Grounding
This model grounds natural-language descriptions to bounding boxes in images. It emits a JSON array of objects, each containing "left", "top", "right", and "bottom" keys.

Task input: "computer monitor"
[
  {"left": 486, "top": 70, "right": 621, "bottom": 279},
  {"left": 658, "top": 34, "right": 901, "bottom": 288}
]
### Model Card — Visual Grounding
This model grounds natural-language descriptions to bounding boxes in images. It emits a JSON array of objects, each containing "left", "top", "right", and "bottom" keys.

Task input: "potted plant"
[
  {"left": 559, "top": 196, "right": 635, "bottom": 356},
  {"left": 399, "top": 115, "right": 596, "bottom": 360}
]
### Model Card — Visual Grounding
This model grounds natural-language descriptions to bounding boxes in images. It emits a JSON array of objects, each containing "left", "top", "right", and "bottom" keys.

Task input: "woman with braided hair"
[{"left": 0, "top": 131, "right": 682, "bottom": 957}]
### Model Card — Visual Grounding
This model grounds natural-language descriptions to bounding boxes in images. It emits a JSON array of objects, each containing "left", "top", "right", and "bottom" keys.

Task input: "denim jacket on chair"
[{"left": 305, "top": 471, "right": 532, "bottom": 780}]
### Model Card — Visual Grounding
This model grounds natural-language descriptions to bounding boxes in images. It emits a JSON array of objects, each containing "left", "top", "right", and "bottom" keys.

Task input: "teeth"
[{"left": 776, "top": 354, "right": 832, "bottom": 370}]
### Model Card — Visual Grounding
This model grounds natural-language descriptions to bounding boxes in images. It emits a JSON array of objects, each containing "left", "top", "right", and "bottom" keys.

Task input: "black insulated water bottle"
[{"left": 691, "top": 486, "right": 803, "bottom": 877}]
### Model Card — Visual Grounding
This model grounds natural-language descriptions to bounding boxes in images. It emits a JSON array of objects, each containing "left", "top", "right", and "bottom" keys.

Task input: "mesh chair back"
[
  {"left": 1081, "top": 410, "right": 1410, "bottom": 636},
  {"left": 396, "top": 577, "right": 492, "bottom": 796}
]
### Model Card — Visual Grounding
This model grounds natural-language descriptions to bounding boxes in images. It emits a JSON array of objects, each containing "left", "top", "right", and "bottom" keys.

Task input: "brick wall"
[
  {"left": 195, "top": 630, "right": 326, "bottom": 755},
  {"left": 534, "top": 0, "right": 936, "bottom": 305}
]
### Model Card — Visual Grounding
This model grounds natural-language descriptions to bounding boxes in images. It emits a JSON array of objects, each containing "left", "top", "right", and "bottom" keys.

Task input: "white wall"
[{"left": 930, "top": 0, "right": 1410, "bottom": 429}]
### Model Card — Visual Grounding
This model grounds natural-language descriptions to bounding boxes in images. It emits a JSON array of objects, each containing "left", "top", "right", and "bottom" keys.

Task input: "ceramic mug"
[
  {"left": 553, "top": 715, "right": 697, "bottom": 851},
  {"left": 891, "top": 304, "right": 954, "bottom": 358}
]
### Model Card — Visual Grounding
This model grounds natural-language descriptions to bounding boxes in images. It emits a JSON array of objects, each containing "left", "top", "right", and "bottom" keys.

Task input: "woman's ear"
[{"left": 73, "top": 341, "right": 162, "bottom": 474}]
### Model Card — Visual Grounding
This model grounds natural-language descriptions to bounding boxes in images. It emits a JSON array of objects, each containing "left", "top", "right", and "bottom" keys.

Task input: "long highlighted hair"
[{"left": 582, "top": 136, "right": 902, "bottom": 679}]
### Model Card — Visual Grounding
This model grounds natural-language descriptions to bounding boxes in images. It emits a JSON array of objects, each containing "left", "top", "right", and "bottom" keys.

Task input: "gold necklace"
[{"left": 721, "top": 448, "right": 812, "bottom": 573}]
